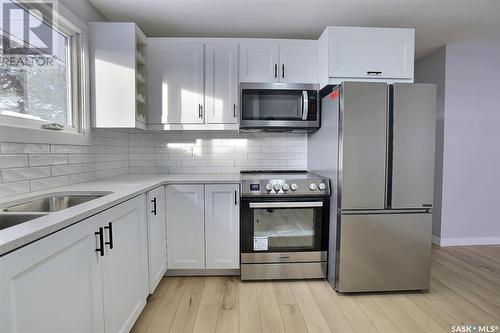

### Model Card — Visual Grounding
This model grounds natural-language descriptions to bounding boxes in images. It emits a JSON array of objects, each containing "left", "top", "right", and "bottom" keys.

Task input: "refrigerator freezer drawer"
[{"left": 336, "top": 212, "right": 432, "bottom": 292}]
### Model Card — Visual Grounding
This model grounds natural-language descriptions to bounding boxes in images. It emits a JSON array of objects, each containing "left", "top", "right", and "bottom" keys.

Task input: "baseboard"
[
  {"left": 432, "top": 236, "right": 500, "bottom": 246},
  {"left": 165, "top": 269, "right": 240, "bottom": 276}
]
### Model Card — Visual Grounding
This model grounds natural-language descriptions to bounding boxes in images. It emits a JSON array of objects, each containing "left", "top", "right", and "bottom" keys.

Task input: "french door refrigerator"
[{"left": 308, "top": 82, "right": 437, "bottom": 292}]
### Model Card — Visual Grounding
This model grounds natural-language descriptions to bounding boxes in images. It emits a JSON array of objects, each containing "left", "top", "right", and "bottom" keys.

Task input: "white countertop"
[{"left": 0, "top": 173, "right": 240, "bottom": 256}]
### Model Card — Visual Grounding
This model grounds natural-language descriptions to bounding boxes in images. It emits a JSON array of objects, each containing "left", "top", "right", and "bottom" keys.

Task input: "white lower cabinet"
[
  {"left": 166, "top": 183, "right": 240, "bottom": 270},
  {"left": 0, "top": 195, "right": 148, "bottom": 333},
  {"left": 100, "top": 196, "right": 149, "bottom": 333},
  {"left": 146, "top": 186, "right": 167, "bottom": 293},
  {"left": 205, "top": 184, "right": 240, "bottom": 269},
  {"left": 166, "top": 184, "right": 206, "bottom": 269},
  {"left": 0, "top": 215, "right": 104, "bottom": 333}
]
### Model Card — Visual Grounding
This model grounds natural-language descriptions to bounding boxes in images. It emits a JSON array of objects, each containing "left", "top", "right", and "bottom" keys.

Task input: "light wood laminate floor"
[{"left": 132, "top": 245, "right": 500, "bottom": 333}]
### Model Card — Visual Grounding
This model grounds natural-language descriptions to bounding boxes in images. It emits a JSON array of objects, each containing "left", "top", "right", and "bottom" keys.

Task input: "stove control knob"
[
  {"left": 290, "top": 184, "right": 298, "bottom": 191},
  {"left": 318, "top": 183, "right": 327, "bottom": 190},
  {"left": 265, "top": 183, "right": 273, "bottom": 192},
  {"left": 282, "top": 184, "right": 290, "bottom": 192},
  {"left": 309, "top": 183, "right": 317, "bottom": 191},
  {"left": 273, "top": 184, "right": 282, "bottom": 192}
]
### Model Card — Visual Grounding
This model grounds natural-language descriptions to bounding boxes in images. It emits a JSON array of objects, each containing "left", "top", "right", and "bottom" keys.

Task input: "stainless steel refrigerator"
[{"left": 308, "top": 82, "right": 436, "bottom": 292}]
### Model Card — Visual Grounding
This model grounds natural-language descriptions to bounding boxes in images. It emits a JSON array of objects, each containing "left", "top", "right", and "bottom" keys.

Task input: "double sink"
[{"left": 0, "top": 192, "right": 111, "bottom": 231}]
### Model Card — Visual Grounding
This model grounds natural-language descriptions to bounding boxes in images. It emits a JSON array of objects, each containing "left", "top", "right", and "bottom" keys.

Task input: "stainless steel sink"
[
  {"left": 2, "top": 194, "right": 106, "bottom": 213},
  {"left": 0, "top": 192, "right": 112, "bottom": 231},
  {"left": 0, "top": 213, "right": 48, "bottom": 230}
]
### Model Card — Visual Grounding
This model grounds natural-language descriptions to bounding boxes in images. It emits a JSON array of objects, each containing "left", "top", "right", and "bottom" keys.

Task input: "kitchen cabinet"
[
  {"left": 0, "top": 195, "right": 148, "bottom": 333},
  {"left": 239, "top": 39, "right": 318, "bottom": 83},
  {"left": 146, "top": 186, "right": 167, "bottom": 293},
  {"left": 0, "top": 215, "right": 104, "bottom": 333},
  {"left": 205, "top": 41, "right": 239, "bottom": 124},
  {"left": 166, "top": 183, "right": 240, "bottom": 270},
  {"left": 90, "top": 22, "right": 148, "bottom": 129},
  {"left": 148, "top": 41, "right": 205, "bottom": 125},
  {"left": 239, "top": 40, "right": 280, "bottom": 82},
  {"left": 166, "top": 184, "right": 206, "bottom": 269},
  {"left": 100, "top": 196, "right": 148, "bottom": 333},
  {"left": 205, "top": 184, "right": 240, "bottom": 269},
  {"left": 318, "top": 26, "right": 415, "bottom": 86},
  {"left": 148, "top": 39, "right": 239, "bottom": 130}
]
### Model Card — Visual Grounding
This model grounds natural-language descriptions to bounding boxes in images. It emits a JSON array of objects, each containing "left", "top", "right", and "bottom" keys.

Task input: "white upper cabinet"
[
  {"left": 279, "top": 40, "right": 318, "bottom": 83},
  {"left": 148, "top": 40, "right": 205, "bottom": 125},
  {"left": 205, "top": 42, "right": 239, "bottom": 124},
  {"left": 239, "top": 39, "right": 318, "bottom": 83},
  {"left": 319, "top": 26, "right": 415, "bottom": 86},
  {"left": 90, "top": 22, "right": 148, "bottom": 129},
  {"left": 205, "top": 184, "right": 240, "bottom": 269},
  {"left": 239, "top": 40, "right": 280, "bottom": 82},
  {"left": 166, "top": 184, "right": 206, "bottom": 269}
]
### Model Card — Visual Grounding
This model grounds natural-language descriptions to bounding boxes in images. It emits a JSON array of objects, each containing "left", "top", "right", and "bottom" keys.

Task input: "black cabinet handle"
[
  {"left": 234, "top": 190, "right": 238, "bottom": 206},
  {"left": 282, "top": 64, "right": 285, "bottom": 78},
  {"left": 104, "top": 222, "right": 113, "bottom": 250},
  {"left": 233, "top": 104, "right": 236, "bottom": 118},
  {"left": 95, "top": 227, "right": 104, "bottom": 256},
  {"left": 198, "top": 104, "right": 203, "bottom": 118},
  {"left": 367, "top": 71, "right": 383, "bottom": 76},
  {"left": 274, "top": 64, "right": 277, "bottom": 78},
  {"left": 151, "top": 197, "right": 157, "bottom": 215}
]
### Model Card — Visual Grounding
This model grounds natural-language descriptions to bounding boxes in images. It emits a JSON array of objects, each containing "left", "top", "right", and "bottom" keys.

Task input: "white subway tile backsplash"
[
  {"left": 51, "top": 164, "right": 84, "bottom": 176},
  {"left": 0, "top": 129, "right": 306, "bottom": 198},
  {"left": 0, "top": 155, "right": 28, "bottom": 168},
  {"left": 0, "top": 130, "right": 129, "bottom": 198},
  {"left": 0, "top": 181, "right": 30, "bottom": 197},
  {"left": 29, "top": 154, "right": 68, "bottom": 166},
  {"left": 1, "top": 166, "right": 51, "bottom": 182},
  {"left": 1, "top": 143, "right": 50, "bottom": 154},
  {"left": 30, "top": 175, "right": 70, "bottom": 192}
]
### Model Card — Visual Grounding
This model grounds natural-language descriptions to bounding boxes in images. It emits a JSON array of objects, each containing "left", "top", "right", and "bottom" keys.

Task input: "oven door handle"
[
  {"left": 249, "top": 202, "right": 323, "bottom": 209},
  {"left": 301, "top": 90, "right": 309, "bottom": 121}
]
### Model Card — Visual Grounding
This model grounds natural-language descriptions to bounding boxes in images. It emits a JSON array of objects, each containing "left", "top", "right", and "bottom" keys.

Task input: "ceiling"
[{"left": 89, "top": 0, "right": 500, "bottom": 59}]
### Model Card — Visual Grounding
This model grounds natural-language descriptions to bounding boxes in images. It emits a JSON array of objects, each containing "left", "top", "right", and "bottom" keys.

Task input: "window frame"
[{"left": 0, "top": 0, "right": 91, "bottom": 145}]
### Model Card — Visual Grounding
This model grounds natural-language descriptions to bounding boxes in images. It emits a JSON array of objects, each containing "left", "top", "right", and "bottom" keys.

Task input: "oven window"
[
  {"left": 241, "top": 90, "right": 303, "bottom": 121},
  {"left": 254, "top": 208, "right": 316, "bottom": 250}
]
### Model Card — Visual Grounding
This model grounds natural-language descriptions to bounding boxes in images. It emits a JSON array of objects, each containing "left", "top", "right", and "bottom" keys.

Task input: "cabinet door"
[
  {"left": 148, "top": 41, "right": 205, "bottom": 124},
  {"left": 101, "top": 196, "right": 148, "bottom": 333},
  {"left": 205, "top": 184, "right": 240, "bottom": 269},
  {"left": 147, "top": 186, "right": 167, "bottom": 293},
  {"left": 0, "top": 216, "right": 104, "bottom": 333},
  {"left": 206, "top": 42, "right": 238, "bottom": 124},
  {"left": 328, "top": 27, "right": 414, "bottom": 80},
  {"left": 279, "top": 40, "right": 318, "bottom": 83},
  {"left": 166, "top": 185, "right": 205, "bottom": 269},
  {"left": 239, "top": 40, "right": 279, "bottom": 82}
]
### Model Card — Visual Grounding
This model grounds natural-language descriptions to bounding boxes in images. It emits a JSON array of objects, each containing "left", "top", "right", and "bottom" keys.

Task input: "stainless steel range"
[{"left": 240, "top": 170, "right": 330, "bottom": 280}]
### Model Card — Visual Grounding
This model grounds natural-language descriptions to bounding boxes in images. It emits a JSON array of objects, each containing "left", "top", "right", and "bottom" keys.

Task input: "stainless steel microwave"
[{"left": 239, "top": 83, "right": 320, "bottom": 132}]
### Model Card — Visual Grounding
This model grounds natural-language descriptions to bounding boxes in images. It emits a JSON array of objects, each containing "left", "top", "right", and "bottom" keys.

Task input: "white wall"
[
  {"left": 441, "top": 43, "right": 500, "bottom": 245},
  {"left": 416, "top": 44, "right": 500, "bottom": 245}
]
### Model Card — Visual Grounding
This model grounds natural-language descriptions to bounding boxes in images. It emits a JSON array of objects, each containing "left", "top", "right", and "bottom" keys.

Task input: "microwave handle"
[{"left": 301, "top": 91, "right": 309, "bottom": 121}]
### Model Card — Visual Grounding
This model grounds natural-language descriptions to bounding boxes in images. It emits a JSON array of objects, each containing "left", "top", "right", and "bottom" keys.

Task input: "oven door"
[
  {"left": 240, "top": 83, "right": 319, "bottom": 130},
  {"left": 240, "top": 197, "right": 329, "bottom": 254}
]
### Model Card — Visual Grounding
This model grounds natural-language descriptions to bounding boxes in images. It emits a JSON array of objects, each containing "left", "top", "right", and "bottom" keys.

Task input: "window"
[{"left": 0, "top": 0, "right": 90, "bottom": 144}]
